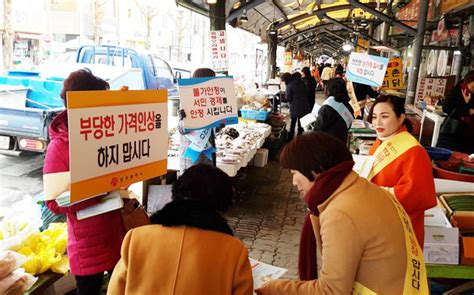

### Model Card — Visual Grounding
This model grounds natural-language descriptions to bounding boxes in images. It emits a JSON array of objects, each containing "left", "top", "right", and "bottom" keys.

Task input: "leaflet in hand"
[
  {"left": 352, "top": 155, "right": 375, "bottom": 178},
  {"left": 76, "top": 191, "right": 124, "bottom": 220},
  {"left": 249, "top": 258, "right": 287, "bottom": 289}
]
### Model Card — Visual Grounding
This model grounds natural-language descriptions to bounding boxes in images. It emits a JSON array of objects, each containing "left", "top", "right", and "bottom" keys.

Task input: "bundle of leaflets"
[{"left": 76, "top": 191, "right": 123, "bottom": 220}]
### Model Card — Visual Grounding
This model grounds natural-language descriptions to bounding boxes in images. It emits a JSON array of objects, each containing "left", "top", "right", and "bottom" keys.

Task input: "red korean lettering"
[
  {"left": 92, "top": 116, "right": 104, "bottom": 140},
  {"left": 80, "top": 117, "right": 92, "bottom": 140},
  {"left": 137, "top": 112, "right": 146, "bottom": 132},
  {"left": 146, "top": 111, "right": 155, "bottom": 131},
  {"left": 103, "top": 115, "right": 115, "bottom": 137}
]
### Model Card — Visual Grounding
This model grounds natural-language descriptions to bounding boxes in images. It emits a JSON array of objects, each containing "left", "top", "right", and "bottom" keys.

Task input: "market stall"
[{"left": 168, "top": 120, "right": 272, "bottom": 177}]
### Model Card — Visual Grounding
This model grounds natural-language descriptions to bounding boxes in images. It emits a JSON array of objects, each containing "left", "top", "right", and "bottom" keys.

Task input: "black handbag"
[{"left": 440, "top": 110, "right": 463, "bottom": 136}]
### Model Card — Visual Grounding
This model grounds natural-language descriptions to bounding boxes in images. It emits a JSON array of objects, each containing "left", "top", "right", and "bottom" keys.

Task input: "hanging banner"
[
  {"left": 284, "top": 51, "right": 292, "bottom": 73},
  {"left": 346, "top": 81, "right": 362, "bottom": 118},
  {"left": 383, "top": 58, "right": 404, "bottom": 90},
  {"left": 346, "top": 52, "right": 389, "bottom": 87},
  {"left": 67, "top": 90, "right": 168, "bottom": 203},
  {"left": 210, "top": 30, "right": 229, "bottom": 72},
  {"left": 178, "top": 76, "right": 238, "bottom": 132}
]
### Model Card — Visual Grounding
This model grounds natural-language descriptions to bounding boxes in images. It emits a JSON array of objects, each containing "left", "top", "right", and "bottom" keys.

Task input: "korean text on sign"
[
  {"left": 346, "top": 52, "right": 389, "bottom": 87},
  {"left": 68, "top": 90, "right": 168, "bottom": 203},
  {"left": 210, "top": 30, "right": 228, "bottom": 72},
  {"left": 178, "top": 76, "right": 238, "bottom": 131}
]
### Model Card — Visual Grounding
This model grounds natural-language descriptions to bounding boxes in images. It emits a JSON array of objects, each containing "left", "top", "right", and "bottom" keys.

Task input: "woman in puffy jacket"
[{"left": 44, "top": 69, "right": 125, "bottom": 295}]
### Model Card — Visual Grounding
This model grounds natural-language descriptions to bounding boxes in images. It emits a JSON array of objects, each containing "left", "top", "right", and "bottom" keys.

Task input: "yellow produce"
[
  {"left": 51, "top": 256, "right": 69, "bottom": 274},
  {"left": 15, "top": 223, "right": 69, "bottom": 275}
]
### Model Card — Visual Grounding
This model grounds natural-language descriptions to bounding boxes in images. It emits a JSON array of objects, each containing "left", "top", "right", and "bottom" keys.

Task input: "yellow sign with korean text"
[
  {"left": 356, "top": 38, "right": 369, "bottom": 53},
  {"left": 383, "top": 58, "right": 404, "bottom": 90},
  {"left": 67, "top": 90, "right": 168, "bottom": 203}
]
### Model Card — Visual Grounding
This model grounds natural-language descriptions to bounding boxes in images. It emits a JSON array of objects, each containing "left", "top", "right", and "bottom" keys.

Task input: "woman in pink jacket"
[{"left": 44, "top": 69, "right": 125, "bottom": 295}]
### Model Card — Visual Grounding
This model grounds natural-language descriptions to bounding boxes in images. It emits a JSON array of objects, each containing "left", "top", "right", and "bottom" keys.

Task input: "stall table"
[{"left": 427, "top": 264, "right": 474, "bottom": 294}]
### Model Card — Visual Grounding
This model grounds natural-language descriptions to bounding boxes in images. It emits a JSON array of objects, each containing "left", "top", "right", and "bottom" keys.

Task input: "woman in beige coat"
[
  {"left": 107, "top": 164, "right": 253, "bottom": 295},
  {"left": 256, "top": 132, "right": 428, "bottom": 295}
]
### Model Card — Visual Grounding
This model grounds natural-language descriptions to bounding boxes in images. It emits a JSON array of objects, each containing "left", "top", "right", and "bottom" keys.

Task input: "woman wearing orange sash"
[{"left": 368, "top": 95, "right": 436, "bottom": 247}]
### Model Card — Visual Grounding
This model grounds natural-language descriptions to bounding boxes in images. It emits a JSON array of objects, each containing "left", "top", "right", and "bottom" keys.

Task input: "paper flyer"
[
  {"left": 249, "top": 258, "right": 287, "bottom": 290},
  {"left": 352, "top": 155, "right": 375, "bottom": 178}
]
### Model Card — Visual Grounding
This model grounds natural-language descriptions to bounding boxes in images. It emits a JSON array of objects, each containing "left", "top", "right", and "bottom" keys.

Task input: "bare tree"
[
  {"left": 175, "top": 9, "right": 190, "bottom": 63},
  {"left": 134, "top": 0, "right": 157, "bottom": 50},
  {"left": 2, "top": 0, "right": 14, "bottom": 70},
  {"left": 93, "top": 0, "right": 107, "bottom": 44}
]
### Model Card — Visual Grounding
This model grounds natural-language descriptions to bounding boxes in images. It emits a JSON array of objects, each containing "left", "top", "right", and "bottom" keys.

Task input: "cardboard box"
[
  {"left": 424, "top": 208, "right": 459, "bottom": 265},
  {"left": 439, "top": 193, "right": 474, "bottom": 231},
  {"left": 461, "top": 236, "right": 474, "bottom": 266},
  {"left": 252, "top": 148, "right": 268, "bottom": 168}
]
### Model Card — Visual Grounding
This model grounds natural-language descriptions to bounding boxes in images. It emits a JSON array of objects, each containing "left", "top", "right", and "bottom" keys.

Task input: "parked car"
[{"left": 0, "top": 45, "right": 178, "bottom": 153}]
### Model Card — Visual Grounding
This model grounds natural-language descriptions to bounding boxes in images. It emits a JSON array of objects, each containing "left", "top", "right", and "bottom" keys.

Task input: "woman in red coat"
[
  {"left": 367, "top": 95, "right": 436, "bottom": 247},
  {"left": 44, "top": 69, "right": 125, "bottom": 295}
]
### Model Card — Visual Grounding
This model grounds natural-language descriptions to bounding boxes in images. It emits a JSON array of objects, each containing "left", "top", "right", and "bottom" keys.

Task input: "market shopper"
[
  {"left": 179, "top": 68, "right": 215, "bottom": 173},
  {"left": 256, "top": 132, "right": 428, "bottom": 294},
  {"left": 44, "top": 69, "right": 126, "bottom": 295},
  {"left": 320, "top": 63, "right": 334, "bottom": 89},
  {"left": 107, "top": 164, "right": 253, "bottom": 295},
  {"left": 284, "top": 72, "right": 310, "bottom": 141},
  {"left": 310, "top": 78, "right": 354, "bottom": 143},
  {"left": 301, "top": 67, "right": 317, "bottom": 110},
  {"left": 310, "top": 65, "right": 321, "bottom": 90},
  {"left": 368, "top": 95, "right": 436, "bottom": 247},
  {"left": 437, "top": 71, "right": 474, "bottom": 154}
]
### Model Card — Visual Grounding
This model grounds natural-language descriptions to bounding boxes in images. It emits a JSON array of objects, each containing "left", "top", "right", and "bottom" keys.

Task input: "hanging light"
[
  {"left": 241, "top": 8, "right": 248, "bottom": 23},
  {"left": 342, "top": 42, "right": 353, "bottom": 52},
  {"left": 232, "top": 1, "right": 241, "bottom": 9},
  {"left": 207, "top": 0, "right": 217, "bottom": 4}
]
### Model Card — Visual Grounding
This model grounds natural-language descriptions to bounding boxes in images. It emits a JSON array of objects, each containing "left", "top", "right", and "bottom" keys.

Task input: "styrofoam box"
[
  {"left": 424, "top": 208, "right": 459, "bottom": 265},
  {"left": 252, "top": 148, "right": 269, "bottom": 168}
]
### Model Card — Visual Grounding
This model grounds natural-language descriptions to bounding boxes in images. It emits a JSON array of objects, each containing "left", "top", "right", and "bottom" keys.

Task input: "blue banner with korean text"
[{"left": 346, "top": 53, "right": 389, "bottom": 87}]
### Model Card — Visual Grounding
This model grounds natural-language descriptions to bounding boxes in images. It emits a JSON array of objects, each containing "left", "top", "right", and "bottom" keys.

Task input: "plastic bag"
[
  {"left": 0, "top": 268, "right": 37, "bottom": 295},
  {"left": 0, "top": 251, "right": 27, "bottom": 279},
  {"left": 0, "top": 268, "right": 26, "bottom": 294},
  {"left": 0, "top": 198, "right": 43, "bottom": 251}
]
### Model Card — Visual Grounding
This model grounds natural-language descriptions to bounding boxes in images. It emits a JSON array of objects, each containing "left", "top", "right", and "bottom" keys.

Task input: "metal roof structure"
[
  {"left": 176, "top": 0, "right": 473, "bottom": 57},
  {"left": 176, "top": 0, "right": 397, "bottom": 57}
]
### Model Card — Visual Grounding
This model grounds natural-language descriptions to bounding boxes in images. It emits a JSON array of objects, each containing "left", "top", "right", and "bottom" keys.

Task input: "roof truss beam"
[
  {"left": 227, "top": 0, "right": 266, "bottom": 22},
  {"left": 320, "top": 14, "right": 382, "bottom": 45},
  {"left": 348, "top": 0, "right": 417, "bottom": 36}
]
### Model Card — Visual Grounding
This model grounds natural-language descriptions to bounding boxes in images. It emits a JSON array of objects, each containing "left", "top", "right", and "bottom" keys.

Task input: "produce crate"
[{"left": 240, "top": 109, "right": 270, "bottom": 121}]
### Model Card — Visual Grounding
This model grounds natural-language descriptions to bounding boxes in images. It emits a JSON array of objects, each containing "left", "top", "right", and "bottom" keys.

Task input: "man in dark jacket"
[{"left": 285, "top": 72, "right": 310, "bottom": 141}]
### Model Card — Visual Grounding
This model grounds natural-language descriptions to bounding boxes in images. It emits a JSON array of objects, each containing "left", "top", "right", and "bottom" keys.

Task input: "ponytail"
[{"left": 403, "top": 118, "right": 413, "bottom": 133}]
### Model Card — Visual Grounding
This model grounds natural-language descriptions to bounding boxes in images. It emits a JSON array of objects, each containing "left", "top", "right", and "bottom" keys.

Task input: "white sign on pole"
[
  {"left": 178, "top": 76, "right": 238, "bottom": 132},
  {"left": 210, "top": 30, "right": 229, "bottom": 72},
  {"left": 346, "top": 52, "right": 389, "bottom": 87},
  {"left": 67, "top": 90, "right": 168, "bottom": 203}
]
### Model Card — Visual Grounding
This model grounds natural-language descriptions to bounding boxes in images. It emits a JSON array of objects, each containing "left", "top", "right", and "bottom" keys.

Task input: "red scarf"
[{"left": 298, "top": 160, "right": 355, "bottom": 280}]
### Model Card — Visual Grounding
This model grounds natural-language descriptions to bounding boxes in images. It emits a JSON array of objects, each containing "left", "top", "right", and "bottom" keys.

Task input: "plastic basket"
[{"left": 240, "top": 109, "right": 270, "bottom": 121}]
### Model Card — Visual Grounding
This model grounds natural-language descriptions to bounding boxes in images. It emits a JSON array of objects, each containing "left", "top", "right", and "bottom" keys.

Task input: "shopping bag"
[{"left": 121, "top": 198, "right": 150, "bottom": 232}]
